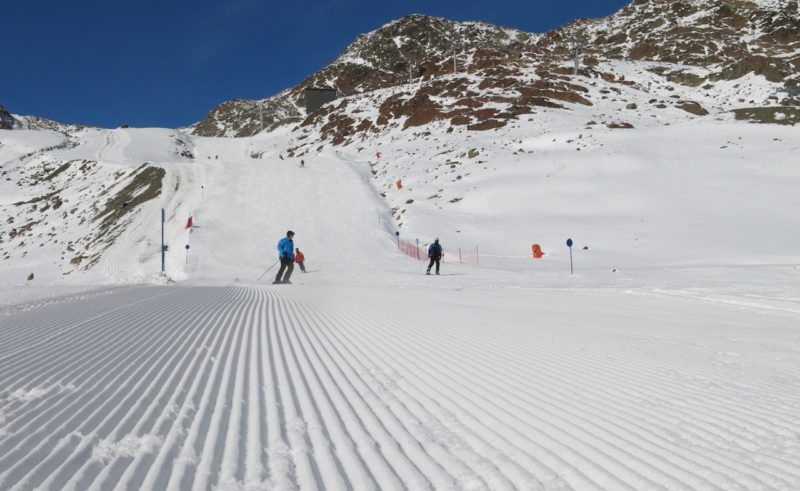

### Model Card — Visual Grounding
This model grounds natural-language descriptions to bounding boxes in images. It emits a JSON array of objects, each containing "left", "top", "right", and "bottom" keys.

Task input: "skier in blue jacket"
[
  {"left": 273, "top": 230, "right": 295, "bottom": 284},
  {"left": 427, "top": 238, "right": 442, "bottom": 275}
]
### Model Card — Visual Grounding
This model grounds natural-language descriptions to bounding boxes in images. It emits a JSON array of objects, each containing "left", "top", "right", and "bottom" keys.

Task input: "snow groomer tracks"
[{"left": 0, "top": 285, "right": 799, "bottom": 490}]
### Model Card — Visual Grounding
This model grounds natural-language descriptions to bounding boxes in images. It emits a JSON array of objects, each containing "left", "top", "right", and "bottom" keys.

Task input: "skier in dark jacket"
[
  {"left": 273, "top": 230, "right": 295, "bottom": 284},
  {"left": 427, "top": 238, "right": 442, "bottom": 275}
]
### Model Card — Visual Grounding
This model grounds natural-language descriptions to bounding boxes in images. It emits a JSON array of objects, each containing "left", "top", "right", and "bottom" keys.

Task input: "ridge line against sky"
[{"left": 1, "top": 0, "right": 629, "bottom": 129}]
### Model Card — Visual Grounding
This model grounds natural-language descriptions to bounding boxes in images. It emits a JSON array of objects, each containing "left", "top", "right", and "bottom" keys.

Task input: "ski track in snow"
[{"left": 0, "top": 285, "right": 798, "bottom": 490}]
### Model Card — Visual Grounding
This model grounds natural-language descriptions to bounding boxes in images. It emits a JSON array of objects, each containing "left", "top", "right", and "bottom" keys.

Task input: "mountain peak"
[
  {"left": 190, "top": 14, "right": 535, "bottom": 137},
  {"left": 190, "top": 0, "right": 799, "bottom": 137}
]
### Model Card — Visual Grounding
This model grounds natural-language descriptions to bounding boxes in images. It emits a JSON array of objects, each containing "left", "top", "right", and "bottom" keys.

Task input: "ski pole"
[{"left": 257, "top": 260, "right": 279, "bottom": 280}]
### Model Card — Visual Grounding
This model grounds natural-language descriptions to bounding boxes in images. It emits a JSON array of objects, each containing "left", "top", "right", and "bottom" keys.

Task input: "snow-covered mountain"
[
  {"left": 189, "top": 14, "right": 538, "bottom": 137},
  {"left": 190, "top": 1, "right": 800, "bottom": 138},
  {"left": 1, "top": 0, "right": 799, "bottom": 285},
  {"left": 2, "top": 4, "right": 800, "bottom": 488},
  {"left": 2, "top": 96, "right": 799, "bottom": 285},
  {"left": 0, "top": 106, "right": 93, "bottom": 133},
  {"left": 0, "top": 128, "right": 194, "bottom": 283}
]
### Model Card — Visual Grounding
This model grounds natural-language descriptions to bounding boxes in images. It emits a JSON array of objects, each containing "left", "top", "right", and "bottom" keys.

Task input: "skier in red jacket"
[{"left": 295, "top": 248, "right": 306, "bottom": 273}]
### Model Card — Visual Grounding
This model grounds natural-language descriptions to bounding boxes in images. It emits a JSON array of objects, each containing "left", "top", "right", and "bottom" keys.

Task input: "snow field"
[
  {"left": 1, "top": 284, "right": 798, "bottom": 490},
  {"left": 3, "top": 59, "right": 800, "bottom": 491},
  {"left": 365, "top": 109, "right": 800, "bottom": 274}
]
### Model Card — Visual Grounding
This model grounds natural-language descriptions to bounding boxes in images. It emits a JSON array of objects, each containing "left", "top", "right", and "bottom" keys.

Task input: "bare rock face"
[
  {"left": 732, "top": 106, "right": 800, "bottom": 125},
  {"left": 676, "top": 101, "right": 709, "bottom": 116},
  {"left": 0, "top": 105, "right": 17, "bottom": 129},
  {"left": 710, "top": 55, "right": 792, "bottom": 83}
]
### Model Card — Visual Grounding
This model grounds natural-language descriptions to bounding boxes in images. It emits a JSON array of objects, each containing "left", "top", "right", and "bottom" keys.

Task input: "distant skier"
[
  {"left": 300, "top": 159, "right": 305, "bottom": 168},
  {"left": 427, "top": 238, "right": 442, "bottom": 275},
  {"left": 273, "top": 230, "right": 295, "bottom": 284},
  {"left": 295, "top": 248, "right": 306, "bottom": 272}
]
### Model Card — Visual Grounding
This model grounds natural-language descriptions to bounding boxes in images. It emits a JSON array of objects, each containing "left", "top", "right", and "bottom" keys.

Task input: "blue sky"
[{"left": 1, "top": 0, "right": 629, "bottom": 128}]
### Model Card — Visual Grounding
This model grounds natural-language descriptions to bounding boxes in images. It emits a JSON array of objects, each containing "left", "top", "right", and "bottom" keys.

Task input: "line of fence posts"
[
  {"left": 394, "top": 237, "right": 483, "bottom": 265},
  {"left": 395, "top": 236, "right": 575, "bottom": 273}
]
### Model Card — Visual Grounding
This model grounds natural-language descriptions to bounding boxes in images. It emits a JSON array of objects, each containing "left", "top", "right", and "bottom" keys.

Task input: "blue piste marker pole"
[
  {"left": 566, "top": 238, "right": 574, "bottom": 275},
  {"left": 185, "top": 244, "right": 190, "bottom": 266},
  {"left": 161, "top": 208, "right": 165, "bottom": 274},
  {"left": 395, "top": 231, "right": 400, "bottom": 250}
]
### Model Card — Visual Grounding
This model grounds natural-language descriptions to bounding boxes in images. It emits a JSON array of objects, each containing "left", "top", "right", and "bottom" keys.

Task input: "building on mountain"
[{"left": 305, "top": 88, "right": 338, "bottom": 115}]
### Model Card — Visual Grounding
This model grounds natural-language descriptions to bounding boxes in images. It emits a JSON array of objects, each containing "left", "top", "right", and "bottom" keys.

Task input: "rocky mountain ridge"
[
  {"left": 0, "top": 106, "right": 92, "bottom": 134},
  {"left": 189, "top": 15, "right": 539, "bottom": 137},
  {"left": 555, "top": 0, "right": 800, "bottom": 82},
  {"left": 190, "top": 0, "right": 800, "bottom": 139}
]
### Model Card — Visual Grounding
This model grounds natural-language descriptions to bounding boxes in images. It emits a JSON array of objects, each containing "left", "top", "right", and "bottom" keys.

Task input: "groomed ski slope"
[
  {"left": 2, "top": 116, "right": 800, "bottom": 490},
  {"left": 1, "top": 284, "right": 799, "bottom": 490},
  {"left": 182, "top": 131, "right": 408, "bottom": 284}
]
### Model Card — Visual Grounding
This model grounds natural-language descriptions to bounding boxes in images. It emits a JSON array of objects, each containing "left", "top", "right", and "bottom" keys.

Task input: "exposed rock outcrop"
[{"left": 0, "top": 105, "right": 17, "bottom": 129}]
